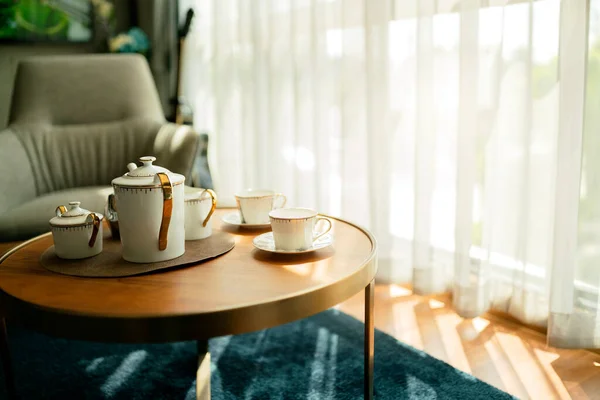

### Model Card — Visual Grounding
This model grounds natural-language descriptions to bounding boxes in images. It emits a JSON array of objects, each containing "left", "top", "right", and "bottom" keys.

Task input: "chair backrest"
[
  {"left": 9, "top": 54, "right": 165, "bottom": 126},
  {"left": 5, "top": 54, "right": 167, "bottom": 196}
]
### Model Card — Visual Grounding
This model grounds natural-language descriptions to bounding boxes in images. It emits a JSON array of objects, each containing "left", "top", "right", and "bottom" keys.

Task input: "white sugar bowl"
[
  {"left": 50, "top": 201, "right": 103, "bottom": 259},
  {"left": 184, "top": 187, "right": 217, "bottom": 240}
]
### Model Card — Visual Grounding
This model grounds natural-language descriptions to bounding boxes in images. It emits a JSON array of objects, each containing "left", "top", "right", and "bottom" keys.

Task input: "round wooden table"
[{"left": 0, "top": 209, "right": 377, "bottom": 399}]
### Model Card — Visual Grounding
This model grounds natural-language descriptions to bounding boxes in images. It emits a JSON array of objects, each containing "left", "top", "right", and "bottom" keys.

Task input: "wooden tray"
[{"left": 40, "top": 232, "right": 235, "bottom": 278}]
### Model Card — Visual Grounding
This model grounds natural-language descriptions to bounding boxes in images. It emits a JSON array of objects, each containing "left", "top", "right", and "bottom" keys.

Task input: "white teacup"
[
  {"left": 269, "top": 208, "right": 332, "bottom": 251},
  {"left": 235, "top": 189, "right": 286, "bottom": 225},
  {"left": 184, "top": 188, "right": 217, "bottom": 240}
]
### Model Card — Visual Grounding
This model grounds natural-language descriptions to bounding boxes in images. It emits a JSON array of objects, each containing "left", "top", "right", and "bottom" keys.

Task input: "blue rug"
[{"left": 1, "top": 309, "right": 513, "bottom": 399}]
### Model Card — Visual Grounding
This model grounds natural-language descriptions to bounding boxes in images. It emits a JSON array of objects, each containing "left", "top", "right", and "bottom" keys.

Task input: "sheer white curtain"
[{"left": 179, "top": 0, "right": 600, "bottom": 348}]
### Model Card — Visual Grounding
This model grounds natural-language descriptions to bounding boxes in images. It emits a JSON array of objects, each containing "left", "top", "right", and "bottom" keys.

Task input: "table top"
[{"left": 0, "top": 209, "right": 376, "bottom": 342}]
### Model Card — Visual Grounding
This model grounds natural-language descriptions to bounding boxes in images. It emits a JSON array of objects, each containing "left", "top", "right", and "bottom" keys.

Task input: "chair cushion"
[{"left": 0, "top": 186, "right": 113, "bottom": 241}]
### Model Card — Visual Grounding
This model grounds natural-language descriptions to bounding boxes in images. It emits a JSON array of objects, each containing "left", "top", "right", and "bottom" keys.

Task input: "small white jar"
[
  {"left": 50, "top": 201, "right": 103, "bottom": 259},
  {"left": 184, "top": 187, "right": 217, "bottom": 240}
]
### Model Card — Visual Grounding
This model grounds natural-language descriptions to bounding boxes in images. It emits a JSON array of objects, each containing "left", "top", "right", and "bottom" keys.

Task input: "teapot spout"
[{"left": 127, "top": 162, "right": 138, "bottom": 172}]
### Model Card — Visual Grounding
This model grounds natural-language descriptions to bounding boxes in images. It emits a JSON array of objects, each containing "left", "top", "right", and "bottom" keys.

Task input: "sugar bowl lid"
[
  {"left": 111, "top": 156, "right": 185, "bottom": 187},
  {"left": 50, "top": 201, "right": 104, "bottom": 227}
]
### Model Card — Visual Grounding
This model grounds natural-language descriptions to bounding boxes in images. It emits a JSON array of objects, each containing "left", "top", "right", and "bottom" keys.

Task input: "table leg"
[
  {"left": 196, "top": 340, "right": 210, "bottom": 400},
  {"left": 364, "top": 279, "right": 374, "bottom": 400},
  {"left": 0, "top": 319, "right": 17, "bottom": 400}
]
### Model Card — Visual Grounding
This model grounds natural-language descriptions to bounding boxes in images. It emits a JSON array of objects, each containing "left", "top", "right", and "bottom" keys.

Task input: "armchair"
[{"left": 0, "top": 54, "right": 200, "bottom": 241}]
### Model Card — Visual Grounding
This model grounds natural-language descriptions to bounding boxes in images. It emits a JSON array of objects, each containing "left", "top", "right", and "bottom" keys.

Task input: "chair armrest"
[
  {"left": 152, "top": 123, "right": 201, "bottom": 179},
  {"left": 0, "top": 129, "right": 36, "bottom": 216}
]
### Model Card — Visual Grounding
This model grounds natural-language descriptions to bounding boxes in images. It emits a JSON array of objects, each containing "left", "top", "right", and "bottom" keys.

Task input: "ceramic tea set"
[
  {"left": 50, "top": 156, "right": 216, "bottom": 262},
  {"left": 224, "top": 189, "right": 333, "bottom": 254},
  {"left": 50, "top": 156, "right": 332, "bottom": 261}
]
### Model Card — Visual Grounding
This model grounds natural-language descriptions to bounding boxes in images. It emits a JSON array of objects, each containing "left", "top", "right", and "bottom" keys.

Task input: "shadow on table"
[
  {"left": 219, "top": 225, "right": 271, "bottom": 236},
  {"left": 251, "top": 247, "right": 335, "bottom": 265}
]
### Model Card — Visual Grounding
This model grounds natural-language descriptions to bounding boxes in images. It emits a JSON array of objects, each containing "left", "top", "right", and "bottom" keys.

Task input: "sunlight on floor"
[
  {"left": 101, "top": 350, "right": 147, "bottom": 397},
  {"left": 86, "top": 357, "right": 105, "bottom": 373},
  {"left": 496, "top": 332, "right": 556, "bottom": 399},
  {"left": 389, "top": 284, "right": 412, "bottom": 298},
  {"left": 533, "top": 348, "right": 570, "bottom": 399},
  {"left": 456, "top": 318, "right": 489, "bottom": 342},
  {"left": 472, "top": 317, "right": 490, "bottom": 333},
  {"left": 428, "top": 299, "right": 445, "bottom": 309},
  {"left": 435, "top": 313, "right": 472, "bottom": 373},
  {"left": 338, "top": 284, "right": 600, "bottom": 399},
  {"left": 308, "top": 328, "right": 338, "bottom": 398},
  {"left": 392, "top": 300, "right": 424, "bottom": 350},
  {"left": 482, "top": 338, "right": 523, "bottom": 393}
]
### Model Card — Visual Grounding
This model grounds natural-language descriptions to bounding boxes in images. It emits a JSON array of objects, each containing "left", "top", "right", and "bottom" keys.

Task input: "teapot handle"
[
  {"left": 107, "top": 194, "right": 118, "bottom": 216},
  {"left": 157, "top": 172, "right": 173, "bottom": 251},
  {"left": 55, "top": 205, "right": 67, "bottom": 217}
]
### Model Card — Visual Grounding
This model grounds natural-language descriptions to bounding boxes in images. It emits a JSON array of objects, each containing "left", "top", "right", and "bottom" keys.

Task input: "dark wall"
[
  {"left": 0, "top": 0, "right": 178, "bottom": 129},
  {"left": 135, "top": 0, "right": 179, "bottom": 121}
]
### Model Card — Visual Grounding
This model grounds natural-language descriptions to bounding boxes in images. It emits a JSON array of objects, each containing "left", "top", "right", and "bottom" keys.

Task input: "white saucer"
[
  {"left": 253, "top": 232, "right": 334, "bottom": 254},
  {"left": 221, "top": 212, "right": 271, "bottom": 229}
]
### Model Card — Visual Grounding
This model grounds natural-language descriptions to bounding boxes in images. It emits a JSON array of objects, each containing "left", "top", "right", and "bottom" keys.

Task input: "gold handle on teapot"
[
  {"left": 86, "top": 212, "right": 100, "bottom": 247},
  {"left": 55, "top": 205, "right": 67, "bottom": 217},
  {"left": 157, "top": 172, "right": 173, "bottom": 251}
]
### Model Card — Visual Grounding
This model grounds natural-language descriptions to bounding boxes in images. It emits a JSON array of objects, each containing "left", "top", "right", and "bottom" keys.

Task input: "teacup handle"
[
  {"left": 86, "top": 212, "right": 101, "bottom": 247},
  {"left": 200, "top": 189, "right": 217, "bottom": 227},
  {"left": 313, "top": 217, "right": 332, "bottom": 243},
  {"left": 273, "top": 193, "right": 287, "bottom": 209}
]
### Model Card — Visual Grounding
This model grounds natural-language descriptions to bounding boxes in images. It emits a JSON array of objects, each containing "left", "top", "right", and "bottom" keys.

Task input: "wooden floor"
[{"left": 337, "top": 284, "right": 600, "bottom": 400}]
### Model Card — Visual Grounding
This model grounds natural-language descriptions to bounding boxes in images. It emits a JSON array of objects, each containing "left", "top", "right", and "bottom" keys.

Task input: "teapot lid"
[
  {"left": 111, "top": 156, "right": 185, "bottom": 187},
  {"left": 49, "top": 201, "right": 104, "bottom": 227}
]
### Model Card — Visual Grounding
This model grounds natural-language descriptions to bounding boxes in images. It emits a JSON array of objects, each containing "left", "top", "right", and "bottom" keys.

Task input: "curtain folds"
[{"left": 180, "top": 0, "right": 598, "bottom": 348}]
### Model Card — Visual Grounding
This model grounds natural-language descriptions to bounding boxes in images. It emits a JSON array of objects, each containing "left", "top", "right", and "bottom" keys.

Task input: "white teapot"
[{"left": 112, "top": 156, "right": 185, "bottom": 263}]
